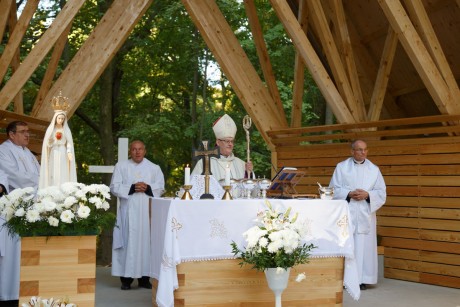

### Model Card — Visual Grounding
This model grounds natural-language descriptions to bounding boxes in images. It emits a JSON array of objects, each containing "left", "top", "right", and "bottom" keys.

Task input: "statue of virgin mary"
[{"left": 39, "top": 97, "right": 77, "bottom": 188}]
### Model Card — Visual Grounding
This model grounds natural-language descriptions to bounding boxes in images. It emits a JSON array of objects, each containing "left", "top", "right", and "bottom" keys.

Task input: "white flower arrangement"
[
  {"left": 231, "top": 200, "right": 316, "bottom": 273},
  {"left": 21, "top": 296, "right": 76, "bottom": 307},
  {"left": 0, "top": 182, "right": 115, "bottom": 237}
]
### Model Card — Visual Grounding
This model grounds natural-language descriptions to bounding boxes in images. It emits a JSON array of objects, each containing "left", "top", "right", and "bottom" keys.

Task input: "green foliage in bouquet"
[
  {"left": 0, "top": 183, "right": 115, "bottom": 237},
  {"left": 231, "top": 200, "right": 316, "bottom": 271}
]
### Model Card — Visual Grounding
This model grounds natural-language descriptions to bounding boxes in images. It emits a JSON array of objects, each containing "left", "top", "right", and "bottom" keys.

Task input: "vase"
[{"left": 264, "top": 268, "right": 291, "bottom": 307}]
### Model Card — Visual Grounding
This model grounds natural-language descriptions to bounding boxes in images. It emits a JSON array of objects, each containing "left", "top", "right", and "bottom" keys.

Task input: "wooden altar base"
[{"left": 152, "top": 257, "right": 344, "bottom": 306}]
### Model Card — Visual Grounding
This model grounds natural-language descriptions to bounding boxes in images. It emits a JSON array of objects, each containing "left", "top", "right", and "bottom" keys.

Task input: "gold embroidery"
[{"left": 337, "top": 215, "right": 349, "bottom": 238}]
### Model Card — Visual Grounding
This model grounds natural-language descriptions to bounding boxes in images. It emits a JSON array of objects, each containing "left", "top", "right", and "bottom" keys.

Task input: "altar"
[{"left": 149, "top": 198, "right": 360, "bottom": 307}]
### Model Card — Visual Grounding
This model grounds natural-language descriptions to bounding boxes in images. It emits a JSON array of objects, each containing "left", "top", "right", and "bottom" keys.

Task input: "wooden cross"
[{"left": 193, "top": 140, "right": 219, "bottom": 199}]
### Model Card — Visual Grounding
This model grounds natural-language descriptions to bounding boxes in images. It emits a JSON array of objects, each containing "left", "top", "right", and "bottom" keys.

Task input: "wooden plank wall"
[{"left": 268, "top": 114, "right": 460, "bottom": 289}]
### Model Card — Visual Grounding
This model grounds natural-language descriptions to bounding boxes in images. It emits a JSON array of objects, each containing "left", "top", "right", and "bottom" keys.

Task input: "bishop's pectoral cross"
[{"left": 193, "top": 140, "right": 220, "bottom": 199}]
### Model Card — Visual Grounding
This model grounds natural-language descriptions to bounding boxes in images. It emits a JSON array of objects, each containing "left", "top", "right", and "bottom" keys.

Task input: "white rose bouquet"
[
  {"left": 231, "top": 200, "right": 316, "bottom": 271},
  {"left": 0, "top": 182, "right": 115, "bottom": 237}
]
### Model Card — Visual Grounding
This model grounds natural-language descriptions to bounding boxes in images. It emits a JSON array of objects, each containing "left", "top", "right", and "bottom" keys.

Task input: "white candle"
[
  {"left": 184, "top": 164, "right": 190, "bottom": 185},
  {"left": 225, "top": 164, "right": 231, "bottom": 186}
]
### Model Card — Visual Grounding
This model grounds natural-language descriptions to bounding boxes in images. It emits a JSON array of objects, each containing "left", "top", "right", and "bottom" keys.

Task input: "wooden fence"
[{"left": 268, "top": 114, "right": 460, "bottom": 289}]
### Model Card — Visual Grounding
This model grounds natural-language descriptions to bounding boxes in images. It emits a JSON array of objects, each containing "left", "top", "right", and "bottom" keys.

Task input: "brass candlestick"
[
  {"left": 181, "top": 185, "right": 193, "bottom": 200},
  {"left": 221, "top": 185, "right": 233, "bottom": 200}
]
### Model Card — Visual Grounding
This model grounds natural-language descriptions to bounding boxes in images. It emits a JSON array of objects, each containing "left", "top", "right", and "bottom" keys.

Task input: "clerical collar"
[{"left": 353, "top": 159, "right": 365, "bottom": 164}]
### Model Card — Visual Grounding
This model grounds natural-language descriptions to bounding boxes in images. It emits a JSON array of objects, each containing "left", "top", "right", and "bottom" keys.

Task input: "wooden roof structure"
[{"left": 1, "top": 0, "right": 459, "bottom": 142}]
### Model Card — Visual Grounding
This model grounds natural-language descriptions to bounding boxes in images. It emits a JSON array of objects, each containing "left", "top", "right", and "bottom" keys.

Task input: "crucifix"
[{"left": 193, "top": 140, "right": 220, "bottom": 199}]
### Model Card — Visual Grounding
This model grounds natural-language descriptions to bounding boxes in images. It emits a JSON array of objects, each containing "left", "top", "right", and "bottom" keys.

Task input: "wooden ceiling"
[{"left": 0, "top": 0, "right": 459, "bottom": 147}]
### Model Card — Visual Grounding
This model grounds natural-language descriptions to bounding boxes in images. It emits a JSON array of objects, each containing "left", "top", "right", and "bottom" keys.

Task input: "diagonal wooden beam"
[
  {"left": 0, "top": 0, "right": 13, "bottom": 42},
  {"left": 330, "top": 0, "right": 366, "bottom": 120},
  {"left": 269, "top": 0, "right": 355, "bottom": 124},
  {"left": 306, "top": 0, "right": 363, "bottom": 121},
  {"left": 0, "top": 0, "right": 86, "bottom": 110},
  {"left": 243, "top": 0, "right": 286, "bottom": 122},
  {"left": 33, "top": 0, "right": 154, "bottom": 120},
  {"left": 182, "top": 0, "right": 288, "bottom": 147},
  {"left": 291, "top": 0, "right": 308, "bottom": 128},
  {"left": 7, "top": 1, "right": 23, "bottom": 114},
  {"left": 32, "top": 22, "right": 73, "bottom": 115},
  {"left": 368, "top": 27, "right": 398, "bottom": 121},
  {"left": 0, "top": 0, "right": 39, "bottom": 82},
  {"left": 403, "top": 0, "right": 460, "bottom": 104},
  {"left": 378, "top": 0, "right": 460, "bottom": 115}
]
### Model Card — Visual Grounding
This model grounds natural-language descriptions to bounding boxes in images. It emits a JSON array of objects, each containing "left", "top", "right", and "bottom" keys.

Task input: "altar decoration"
[
  {"left": 21, "top": 296, "right": 76, "bottom": 307},
  {"left": 0, "top": 182, "right": 115, "bottom": 236},
  {"left": 231, "top": 200, "right": 316, "bottom": 306}
]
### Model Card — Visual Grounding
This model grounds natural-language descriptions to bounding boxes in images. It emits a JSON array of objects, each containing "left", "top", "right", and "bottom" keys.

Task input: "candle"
[
  {"left": 225, "top": 164, "right": 231, "bottom": 186},
  {"left": 184, "top": 164, "right": 190, "bottom": 185}
]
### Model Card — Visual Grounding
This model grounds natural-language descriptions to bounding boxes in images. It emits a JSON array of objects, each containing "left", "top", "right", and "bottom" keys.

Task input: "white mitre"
[{"left": 213, "top": 114, "right": 237, "bottom": 139}]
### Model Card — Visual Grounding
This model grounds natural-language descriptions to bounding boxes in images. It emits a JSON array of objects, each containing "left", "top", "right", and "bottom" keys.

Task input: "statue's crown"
[{"left": 51, "top": 91, "right": 70, "bottom": 112}]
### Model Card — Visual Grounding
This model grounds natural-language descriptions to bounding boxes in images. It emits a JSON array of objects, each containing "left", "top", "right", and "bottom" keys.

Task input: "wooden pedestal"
[
  {"left": 19, "top": 236, "right": 97, "bottom": 307},
  {"left": 153, "top": 257, "right": 344, "bottom": 306}
]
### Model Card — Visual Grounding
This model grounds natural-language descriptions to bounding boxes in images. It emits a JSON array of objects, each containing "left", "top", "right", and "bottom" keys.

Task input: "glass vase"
[{"left": 264, "top": 268, "right": 291, "bottom": 307}]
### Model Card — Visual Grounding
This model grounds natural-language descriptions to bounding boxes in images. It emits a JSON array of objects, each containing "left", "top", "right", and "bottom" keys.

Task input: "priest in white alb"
[
  {"left": 191, "top": 114, "right": 253, "bottom": 180},
  {"left": 0, "top": 121, "right": 40, "bottom": 305},
  {"left": 329, "top": 139, "right": 386, "bottom": 291},
  {"left": 111, "top": 140, "right": 165, "bottom": 290}
]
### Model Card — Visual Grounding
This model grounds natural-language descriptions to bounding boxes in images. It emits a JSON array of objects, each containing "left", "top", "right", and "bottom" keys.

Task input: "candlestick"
[{"left": 184, "top": 164, "right": 190, "bottom": 185}]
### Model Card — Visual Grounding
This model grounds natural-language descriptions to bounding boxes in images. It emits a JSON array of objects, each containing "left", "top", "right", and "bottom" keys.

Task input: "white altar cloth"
[{"left": 150, "top": 198, "right": 360, "bottom": 307}]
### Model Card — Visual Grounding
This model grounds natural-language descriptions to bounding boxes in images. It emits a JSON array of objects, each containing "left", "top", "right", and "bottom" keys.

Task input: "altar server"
[
  {"left": 111, "top": 140, "right": 165, "bottom": 290},
  {"left": 329, "top": 139, "right": 386, "bottom": 290},
  {"left": 0, "top": 121, "right": 40, "bottom": 305},
  {"left": 192, "top": 114, "right": 253, "bottom": 180}
]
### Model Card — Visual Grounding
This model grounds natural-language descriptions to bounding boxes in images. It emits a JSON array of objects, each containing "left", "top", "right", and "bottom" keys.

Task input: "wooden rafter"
[
  {"left": 182, "top": 0, "right": 288, "bottom": 147},
  {"left": 330, "top": 0, "right": 366, "bottom": 120},
  {"left": 403, "top": 0, "right": 460, "bottom": 103},
  {"left": 306, "top": 0, "right": 363, "bottom": 122},
  {"left": 0, "top": 0, "right": 39, "bottom": 82},
  {"left": 243, "top": 0, "right": 286, "bottom": 121},
  {"left": 0, "top": 0, "right": 86, "bottom": 111},
  {"left": 378, "top": 0, "right": 460, "bottom": 115},
  {"left": 33, "top": 0, "right": 154, "bottom": 120},
  {"left": 7, "top": 1, "right": 23, "bottom": 114},
  {"left": 0, "top": 0, "right": 13, "bottom": 42},
  {"left": 368, "top": 27, "right": 398, "bottom": 121},
  {"left": 269, "top": 0, "right": 355, "bottom": 124},
  {"left": 290, "top": 0, "right": 308, "bottom": 128}
]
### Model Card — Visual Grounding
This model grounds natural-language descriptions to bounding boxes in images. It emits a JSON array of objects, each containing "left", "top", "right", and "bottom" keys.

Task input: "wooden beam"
[
  {"left": 378, "top": 0, "right": 460, "bottom": 115},
  {"left": 182, "top": 0, "right": 288, "bottom": 147},
  {"left": 243, "top": 0, "right": 286, "bottom": 121},
  {"left": 32, "top": 22, "right": 73, "bottom": 115},
  {"left": 368, "top": 27, "right": 398, "bottom": 121},
  {"left": 7, "top": 1, "right": 23, "bottom": 114},
  {"left": 306, "top": 0, "right": 362, "bottom": 121},
  {"left": 0, "top": 0, "right": 86, "bottom": 111},
  {"left": 0, "top": 0, "right": 39, "bottom": 82},
  {"left": 269, "top": 0, "right": 355, "bottom": 124},
  {"left": 0, "top": 0, "right": 13, "bottom": 42},
  {"left": 33, "top": 0, "right": 154, "bottom": 120},
  {"left": 403, "top": 0, "right": 460, "bottom": 105},
  {"left": 290, "top": 0, "right": 308, "bottom": 128},
  {"left": 330, "top": 0, "right": 366, "bottom": 120}
]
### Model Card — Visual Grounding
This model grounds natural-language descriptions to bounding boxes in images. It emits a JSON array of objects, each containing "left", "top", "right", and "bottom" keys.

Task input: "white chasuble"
[
  {"left": 191, "top": 153, "right": 246, "bottom": 181},
  {"left": 110, "top": 159, "right": 164, "bottom": 278}
]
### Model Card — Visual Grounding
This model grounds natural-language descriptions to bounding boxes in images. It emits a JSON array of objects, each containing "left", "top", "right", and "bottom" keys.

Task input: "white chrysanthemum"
[
  {"left": 14, "top": 207, "right": 26, "bottom": 217},
  {"left": 295, "top": 272, "right": 306, "bottom": 282},
  {"left": 33, "top": 202, "right": 46, "bottom": 213},
  {"left": 2, "top": 206, "right": 14, "bottom": 221},
  {"left": 60, "top": 210, "right": 74, "bottom": 223},
  {"left": 243, "top": 226, "right": 267, "bottom": 249},
  {"left": 77, "top": 205, "right": 91, "bottom": 219},
  {"left": 26, "top": 209, "right": 40, "bottom": 223},
  {"left": 89, "top": 196, "right": 102, "bottom": 207},
  {"left": 42, "top": 200, "right": 57, "bottom": 212},
  {"left": 64, "top": 196, "right": 77, "bottom": 208},
  {"left": 101, "top": 201, "right": 110, "bottom": 211},
  {"left": 60, "top": 182, "right": 80, "bottom": 195},
  {"left": 48, "top": 216, "right": 59, "bottom": 227},
  {"left": 267, "top": 239, "right": 283, "bottom": 253},
  {"left": 75, "top": 190, "right": 86, "bottom": 200},
  {"left": 258, "top": 236, "right": 269, "bottom": 247}
]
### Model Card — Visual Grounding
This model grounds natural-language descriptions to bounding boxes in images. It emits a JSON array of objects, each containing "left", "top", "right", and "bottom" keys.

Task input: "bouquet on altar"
[
  {"left": 0, "top": 182, "right": 116, "bottom": 237},
  {"left": 21, "top": 296, "right": 76, "bottom": 307},
  {"left": 231, "top": 200, "right": 316, "bottom": 272}
]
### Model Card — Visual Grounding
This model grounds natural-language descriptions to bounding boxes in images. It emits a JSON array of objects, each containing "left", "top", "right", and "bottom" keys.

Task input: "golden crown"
[{"left": 51, "top": 91, "right": 70, "bottom": 112}]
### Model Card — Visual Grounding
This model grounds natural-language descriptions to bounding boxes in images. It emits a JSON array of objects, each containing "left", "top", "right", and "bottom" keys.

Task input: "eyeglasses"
[
  {"left": 352, "top": 148, "right": 367, "bottom": 153},
  {"left": 218, "top": 139, "right": 234, "bottom": 145},
  {"left": 14, "top": 130, "right": 30, "bottom": 135}
]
